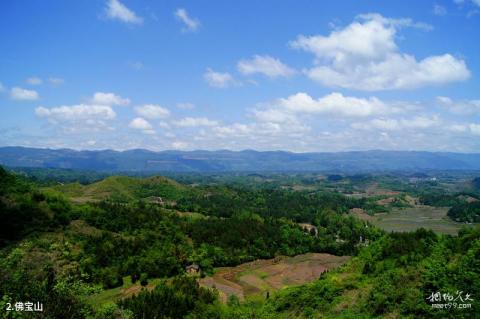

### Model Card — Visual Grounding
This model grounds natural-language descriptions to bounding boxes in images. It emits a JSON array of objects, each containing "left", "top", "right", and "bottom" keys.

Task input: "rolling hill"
[{"left": 48, "top": 175, "right": 191, "bottom": 203}]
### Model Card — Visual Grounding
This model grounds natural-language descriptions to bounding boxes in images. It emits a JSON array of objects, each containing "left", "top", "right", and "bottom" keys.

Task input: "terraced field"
[{"left": 199, "top": 253, "right": 350, "bottom": 302}]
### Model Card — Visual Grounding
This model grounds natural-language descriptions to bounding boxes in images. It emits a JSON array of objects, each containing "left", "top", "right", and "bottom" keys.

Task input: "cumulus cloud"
[
  {"left": 90, "top": 92, "right": 130, "bottom": 106},
  {"left": 135, "top": 104, "right": 170, "bottom": 119},
  {"left": 252, "top": 108, "right": 299, "bottom": 124},
  {"left": 436, "top": 96, "right": 480, "bottom": 115},
  {"left": 173, "top": 117, "right": 219, "bottom": 127},
  {"left": 129, "top": 117, "right": 155, "bottom": 134},
  {"left": 35, "top": 104, "right": 116, "bottom": 132},
  {"left": 36, "top": 104, "right": 116, "bottom": 121},
  {"left": 105, "top": 0, "right": 143, "bottom": 24},
  {"left": 10, "top": 87, "right": 39, "bottom": 100},
  {"left": 290, "top": 13, "right": 470, "bottom": 90},
  {"left": 174, "top": 8, "right": 200, "bottom": 32},
  {"left": 26, "top": 77, "right": 42, "bottom": 85},
  {"left": 204, "top": 68, "right": 237, "bottom": 88},
  {"left": 237, "top": 55, "right": 296, "bottom": 78},
  {"left": 241, "top": 92, "right": 408, "bottom": 147},
  {"left": 207, "top": 119, "right": 311, "bottom": 152},
  {"left": 274, "top": 92, "right": 398, "bottom": 117}
]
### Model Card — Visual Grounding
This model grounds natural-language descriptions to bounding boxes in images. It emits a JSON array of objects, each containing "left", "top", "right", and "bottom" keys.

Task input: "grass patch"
[{"left": 87, "top": 276, "right": 162, "bottom": 310}]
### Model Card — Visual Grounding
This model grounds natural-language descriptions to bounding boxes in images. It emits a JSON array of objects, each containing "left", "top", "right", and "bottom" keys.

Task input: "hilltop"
[{"left": 48, "top": 175, "right": 190, "bottom": 203}]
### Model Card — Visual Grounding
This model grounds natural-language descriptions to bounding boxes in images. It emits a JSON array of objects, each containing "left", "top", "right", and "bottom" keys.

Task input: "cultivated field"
[
  {"left": 199, "top": 253, "right": 350, "bottom": 302},
  {"left": 373, "top": 205, "right": 462, "bottom": 235},
  {"left": 371, "top": 206, "right": 464, "bottom": 235}
]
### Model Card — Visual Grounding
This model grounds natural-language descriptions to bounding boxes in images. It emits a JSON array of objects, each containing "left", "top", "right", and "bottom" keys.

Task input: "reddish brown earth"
[{"left": 199, "top": 253, "right": 350, "bottom": 302}]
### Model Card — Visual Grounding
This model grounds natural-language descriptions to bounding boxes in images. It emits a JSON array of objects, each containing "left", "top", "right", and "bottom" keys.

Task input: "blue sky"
[{"left": 1, "top": 0, "right": 479, "bottom": 152}]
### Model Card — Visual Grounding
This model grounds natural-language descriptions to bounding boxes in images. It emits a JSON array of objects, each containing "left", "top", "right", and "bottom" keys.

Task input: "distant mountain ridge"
[{"left": 1, "top": 146, "right": 480, "bottom": 172}]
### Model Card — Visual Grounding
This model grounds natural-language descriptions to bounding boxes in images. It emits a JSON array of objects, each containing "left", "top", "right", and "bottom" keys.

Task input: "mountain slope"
[{"left": 1, "top": 146, "right": 480, "bottom": 172}]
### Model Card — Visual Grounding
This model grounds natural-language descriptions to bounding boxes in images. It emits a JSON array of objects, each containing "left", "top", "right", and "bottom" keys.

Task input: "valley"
[{"left": 1, "top": 166, "right": 479, "bottom": 318}]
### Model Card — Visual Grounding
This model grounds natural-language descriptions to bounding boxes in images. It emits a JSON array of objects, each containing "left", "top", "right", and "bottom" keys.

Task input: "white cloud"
[
  {"left": 351, "top": 115, "right": 441, "bottom": 131},
  {"left": 290, "top": 13, "right": 470, "bottom": 90},
  {"left": 177, "top": 102, "right": 195, "bottom": 110},
  {"left": 36, "top": 104, "right": 116, "bottom": 121},
  {"left": 402, "top": 115, "right": 440, "bottom": 129},
  {"left": 129, "top": 117, "right": 155, "bottom": 134},
  {"left": 35, "top": 104, "right": 116, "bottom": 132},
  {"left": 135, "top": 104, "right": 170, "bottom": 119},
  {"left": 253, "top": 108, "right": 298, "bottom": 124},
  {"left": 173, "top": 117, "right": 219, "bottom": 127},
  {"left": 209, "top": 119, "right": 311, "bottom": 148},
  {"left": 275, "top": 92, "right": 397, "bottom": 117},
  {"left": 204, "top": 68, "right": 237, "bottom": 88},
  {"left": 174, "top": 8, "right": 200, "bottom": 32},
  {"left": 237, "top": 55, "right": 296, "bottom": 78},
  {"left": 212, "top": 123, "right": 252, "bottom": 136},
  {"left": 436, "top": 96, "right": 480, "bottom": 115},
  {"left": 48, "top": 77, "right": 64, "bottom": 85},
  {"left": 10, "top": 87, "right": 39, "bottom": 100},
  {"left": 90, "top": 92, "right": 130, "bottom": 106},
  {"left": 433, "top": 4, "right": 447, "bottom": 16},
  {"left": 0, "top": 82, "right": 5, "bottom": 92},
  {"left": 105, "top": 0, "right": 143, "bottom": 24},
  {"left": 26, "top": 77, "right": 42, "bottom": 85},
  {"left": 351, "top": 118, "right": 401, "bottom": 131}
]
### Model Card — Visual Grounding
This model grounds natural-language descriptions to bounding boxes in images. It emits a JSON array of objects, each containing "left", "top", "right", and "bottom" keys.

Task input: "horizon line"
[{"left": 1, "top": 145, "right": 480, "bottom": 155}]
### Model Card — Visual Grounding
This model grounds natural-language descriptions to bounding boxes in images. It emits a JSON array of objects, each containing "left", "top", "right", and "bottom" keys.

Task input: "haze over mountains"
[{"left": 1, "top": 146, "right": 480, "bottom": 172}]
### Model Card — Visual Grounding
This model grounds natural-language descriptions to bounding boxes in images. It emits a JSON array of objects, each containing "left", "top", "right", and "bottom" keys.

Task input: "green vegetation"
[
  {"left": 448, "top": 201, "right": 480, "bottom": 223},
  {"left": 246, "top": 227, "right": 480, "bottom": 318},
  {"left": 1, "top": 166, "right": 479, "bottom": 318},
  {"left": 0, "top": 166, "right": 73, "bottom": 246}
]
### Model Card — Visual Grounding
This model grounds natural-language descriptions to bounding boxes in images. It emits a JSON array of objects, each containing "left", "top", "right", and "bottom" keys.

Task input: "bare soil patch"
[{"left": 199, "top": 253, "right": 350, "bottom": 302}]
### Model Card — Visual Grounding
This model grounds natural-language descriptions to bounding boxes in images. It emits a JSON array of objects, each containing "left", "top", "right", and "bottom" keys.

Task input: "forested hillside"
[{"left": 0, "top": 166, "right": 478, "bottom": 318}]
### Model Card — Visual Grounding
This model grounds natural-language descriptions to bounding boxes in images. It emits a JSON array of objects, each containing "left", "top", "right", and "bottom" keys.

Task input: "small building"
[
  {"left": 186, "top": 264, "right": 200, "bottom": 275},
  {"left": 298, "top": 223, "right": 318, "bottom": 237}
]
